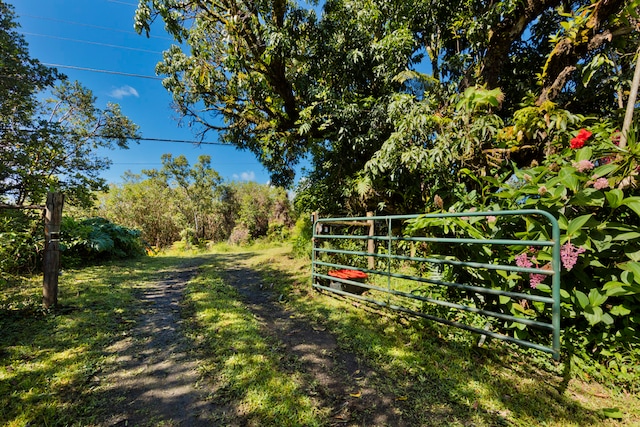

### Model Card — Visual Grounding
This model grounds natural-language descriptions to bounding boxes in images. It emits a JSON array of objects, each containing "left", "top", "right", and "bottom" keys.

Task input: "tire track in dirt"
[
  {"left": 218, "top": 255, "right": 408, "bottom": 426},
  {"left": 98, "top": 258, "right": 217, "bottom": 427}
]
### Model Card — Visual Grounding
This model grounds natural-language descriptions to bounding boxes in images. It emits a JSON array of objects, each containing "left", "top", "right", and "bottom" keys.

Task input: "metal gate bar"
[{"left": 311, "top": 210, "right": 561, "bottom": 360}]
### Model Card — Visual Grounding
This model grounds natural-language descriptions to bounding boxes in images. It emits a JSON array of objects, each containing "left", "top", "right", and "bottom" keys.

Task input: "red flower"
[{"left": 570, "top": 129, "right": 592, "bottom": 149}]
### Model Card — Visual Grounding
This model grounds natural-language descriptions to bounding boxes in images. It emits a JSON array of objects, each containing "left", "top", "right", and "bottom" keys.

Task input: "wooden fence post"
[
  {"left": 367, "top": 211, "right": 375, "bottom": 269},
  {"left": 43, "top": 192, "right": 64, "bottom": 308}
]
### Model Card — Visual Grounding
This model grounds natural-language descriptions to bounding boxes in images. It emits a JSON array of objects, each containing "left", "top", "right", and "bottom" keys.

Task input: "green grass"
[
  {"left": 2, "top": 242, "right": 639, "bottom": 426},
  {"left": 181, "top": 249, "right": 326, "bottom": 426},
  {"left": 216, "top": 243, "right": 640, "bottom": 427},
  {"left": 0, "top": 252, "right": 191, "bottom": 427}
]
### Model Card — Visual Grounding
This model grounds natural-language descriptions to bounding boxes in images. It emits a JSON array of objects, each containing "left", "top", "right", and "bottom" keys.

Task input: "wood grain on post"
[
  {"left": 43, "top": 192, "right": 64, "bottom": 308},
  {"left": 367, "top": 211, "right": 375, "bottom": 270}
]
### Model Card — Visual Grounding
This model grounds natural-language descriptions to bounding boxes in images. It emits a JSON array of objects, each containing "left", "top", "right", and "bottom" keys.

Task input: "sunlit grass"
[
  {"left": 220, "top": 242, "right": 640, "bottom": 427},
  {"left": 0, "top": 255, "right": 187, "bottom": 427},
  {"left": 3, "top": 242, "right": 638, "bottom": 426},
  {"left": 182, "top": 259, "right": 326, "bottom": 426}
]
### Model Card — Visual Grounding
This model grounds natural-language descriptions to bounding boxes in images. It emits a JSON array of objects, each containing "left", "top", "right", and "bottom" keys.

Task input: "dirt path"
[
  {"left": 98, "top": 258, "right": 216, "bottom": 427},
  {"left": 218, "top": 255, "right": 407, "bottom": 426},
  {"left": 97, "top": 254, "right": 406, "bottom": 426}
]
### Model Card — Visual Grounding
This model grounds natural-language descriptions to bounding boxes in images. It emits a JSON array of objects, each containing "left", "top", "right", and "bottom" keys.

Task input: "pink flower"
[
  {"left": 515, "top": 252, "right": 533, "bottom": 268},
  {"left": 516, "top": 253, "right": 550, "bottom": 288},
  {"left": 572, "top": 160, "right": 595, "bottom": 172},
  {"left": 529, "top": 273, "right": 545, "bottom": 289},
  {"left": 570, "top": 129, "right": 592, "bottom": 149},
  {"left": 538, "top": 186, "right": 548, "bottom": 195},
  {"left": 592, "top": 178, "right": 609, "bottom": 190},
  {"left": 486, "top": 216, "right": 497, "bottom": 223},
  {"left": 560, "top": 243, "right": 586, "bottom": 271}
]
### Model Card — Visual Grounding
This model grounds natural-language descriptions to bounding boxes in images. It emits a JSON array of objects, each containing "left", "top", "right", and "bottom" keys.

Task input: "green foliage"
[
  {"left": 491, "top": 124, "right": 639, "bottom": 377},
  {"left": 290, "top": 215, "right": 313, "bottom": 259},
  {"left": 0, "top": 210, "right": 42, "bottom": 274},
  {"left": 96, "top": 168, "right": 294, "bottom": 248},
  {"left": 96, "top": 174, "right": 180, "bottom": 247},
  {"left": 60, "top": 217, "right": 147, "bottom": 266},
  {"left": 405, "top": 117, "right": 640, "bottom": 385}
]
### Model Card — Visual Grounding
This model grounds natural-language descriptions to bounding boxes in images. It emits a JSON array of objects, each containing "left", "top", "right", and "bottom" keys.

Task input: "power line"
[
  {"left": 42, "top": 63, "right": 163, "bottom": 80},
  {"left": 135, "top": 137, "right": 227, "bottom": 145},
  {"left": 19, "top": 31, "right": 163, "bottom": 54},
  {"left": 106, "top": 0, "right": 139, "bottom": 6},
  {"left": 18, "top": 13, "right": 174, "bottom": 41},
  {"left": 1, "top": 128, "right": 227, "bottom": 145}
]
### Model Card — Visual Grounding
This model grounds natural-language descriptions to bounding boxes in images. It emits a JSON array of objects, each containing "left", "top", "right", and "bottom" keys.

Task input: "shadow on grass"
[
  {"left": 0, "top": 249, "right": 621, "bottom": 426},
  {"left": 0, "top": 255, "right": 210, "bottom": 427},
  {"left": 219, "top": 250, "right": 611, "bottom": 427}
]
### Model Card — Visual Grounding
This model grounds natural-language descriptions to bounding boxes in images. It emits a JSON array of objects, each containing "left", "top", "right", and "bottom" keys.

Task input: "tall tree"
[
  {"left": 144, "top": 154, "right": 221, "bottom": 240},
  {"left": 136, "top": 0, "right": 639, "bottom": 214},
  {"left": 0, "top": 1, "right": 139, "bottom": 206}
]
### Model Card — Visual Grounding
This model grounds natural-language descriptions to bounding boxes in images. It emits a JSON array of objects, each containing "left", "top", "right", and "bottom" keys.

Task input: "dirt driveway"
[{"left": 96, "top": 254, "right": 406, "bottom": 426}]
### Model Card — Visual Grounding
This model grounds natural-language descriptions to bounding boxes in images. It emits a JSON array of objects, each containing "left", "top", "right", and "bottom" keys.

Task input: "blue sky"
[{"left": 12, "top": 0, "right": 274, "bottom": 185}]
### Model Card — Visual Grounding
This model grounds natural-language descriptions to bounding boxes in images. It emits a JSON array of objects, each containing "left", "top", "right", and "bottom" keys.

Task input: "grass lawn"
[{"left": 1, "top": 242, "right": 638, "bottom": 426}]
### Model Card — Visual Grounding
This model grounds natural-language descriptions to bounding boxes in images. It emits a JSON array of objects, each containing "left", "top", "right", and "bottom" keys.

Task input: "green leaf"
[
  {"left": 557, "top": 213, "right": 569, "bottom": 231},
  {"left": 499, "top": 295, "right": 511, "bottom": 305},
  {"left": 558, "top": 167, "right": 579, "bottom": 192},
  {"left": 583, "top": 305, "right": 603, "bottom": 325},
  {"left": 603, "top": 281, "right": 629, "bottom": 296},
  {"left": 535, "top": 284, "right": 551, "bottom": 293},
  {"left": 574, "top": 290, "right": 589, "bottom": 309},
  {"left": 601, "top": 407, "right": 623, "bottom": 419},
  {"left": 588, "top": 288, "right": 607, "bottom": 307},
  {"left": 610, "top": 304, "right": 632, "bottom": 316},
  {"left": 575, "top": 146, "right": 593, "bottom": 161},
  {"left": 567, "top": 214, "right": 593, "bottom": 237},
  {"left": 613, "top": 232, "right": 640, "bottom": 241},
  {"left": 620, "top": 262, "right": 640, "bottom": 283},
  {"left": 622, "top": 196, "right": 640, "bottom": 217},
  {"left": 570, "top": 189, "right": 604, "bottom": 207},
  {"left": 593, "top": 162, "right": 618, "bottom": 177},
  {"left": 605, "top": 189, "right": 624, "bottom": 208},
  {"left": 601, "top": 312, "right": 614, "bottom": 325}
]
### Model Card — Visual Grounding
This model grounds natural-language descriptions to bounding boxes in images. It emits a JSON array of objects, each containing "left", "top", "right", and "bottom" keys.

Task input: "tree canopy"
[
  {"left": 135, "top": 0, "right": 639, "bottom": 213},
  {"left": 0, "top": 1, "right": 139, "bottom": 206}
]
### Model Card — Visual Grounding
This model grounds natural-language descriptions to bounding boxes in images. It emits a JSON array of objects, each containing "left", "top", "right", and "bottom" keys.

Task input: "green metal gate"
[{"left": 311, "top": 210, "right": 561, "bottom": 360}]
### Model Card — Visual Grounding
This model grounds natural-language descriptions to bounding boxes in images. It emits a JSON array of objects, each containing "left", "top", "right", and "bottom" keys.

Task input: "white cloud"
[
  {"left": 233, "top": 171, "right": 256, "bottom": 182},
  {"left": 109, "top": 85, "right": 139, "bottom": 99}
]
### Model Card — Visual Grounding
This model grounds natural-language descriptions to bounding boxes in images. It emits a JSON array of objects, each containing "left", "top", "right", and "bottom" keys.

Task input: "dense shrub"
[
  {"left": 0, "top": 210, "right": 42, "bottom": 274},
  {"left": 290, "top": 215, "right": 313, "bottom": 259},
  {"left": 60, "top": 217, "right": 147, "bottom": 266},
  {"left": 407, "top": 120, "right": 640, "bottom": 385}
]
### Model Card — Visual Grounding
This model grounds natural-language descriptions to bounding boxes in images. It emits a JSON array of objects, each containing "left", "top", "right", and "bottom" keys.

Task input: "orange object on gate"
[{"left": 327, "top": 269, "right": 368, "bottom": 280}]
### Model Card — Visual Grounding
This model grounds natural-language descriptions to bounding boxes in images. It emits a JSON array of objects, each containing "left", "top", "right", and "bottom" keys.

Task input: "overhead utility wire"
[
  {"left": 106, "top": 0, "right": 139, "bottom": 6},
  {"left": 42, "top": 63, "right": 163, "bottom": 80},
  {"left": 19, "top": 31, "right": 163, "bottom": 54},
  {"left": 19, "top": 13, "right": 173, "bottom": 41},
  {"left": 1, "top": 128, "right": 226, "bottom": 146},
  {"left": 134, "top": 137, "right": 226, "bottom": 145}
]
